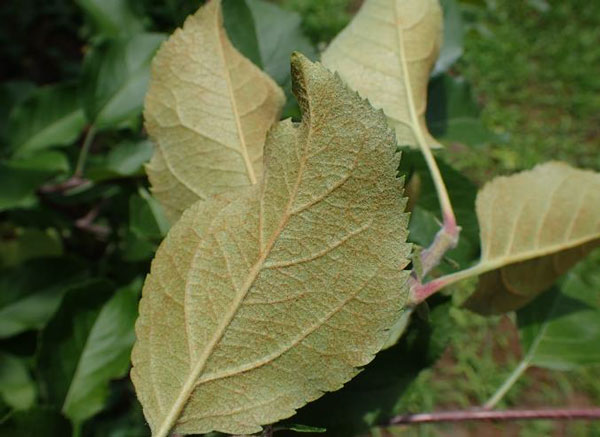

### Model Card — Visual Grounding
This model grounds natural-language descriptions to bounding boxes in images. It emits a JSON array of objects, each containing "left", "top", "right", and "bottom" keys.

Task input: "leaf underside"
[
  {"left": 321, "top": 0, "right": 443, "bottom": 149},
  {"left": 131, "top": 54, "right": 411, "bottom": 436},
  {"left": 144, "top": 0, "right": 285, "bottom": 222},
  {"left": 466, "top": 162, "right": 600, "bottom": 314}
]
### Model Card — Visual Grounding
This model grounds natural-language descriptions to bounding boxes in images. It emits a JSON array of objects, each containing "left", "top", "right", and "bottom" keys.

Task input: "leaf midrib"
[
  {"left": 155, "top": 89, "right": 313, "bottom": 437},
  {"left": 469, "top": 233, "right": 600, "bottom": 280},
  {"left": 393, "top": 1, "right": 429, "bottom": 147},
  {"left": 214, "top": 4, "right": 257, "bottom": 186}
]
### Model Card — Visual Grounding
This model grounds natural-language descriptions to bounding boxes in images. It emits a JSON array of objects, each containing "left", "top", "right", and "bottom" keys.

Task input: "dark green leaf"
[
  {"left": 0, "top": 407, "right": 72, "bottom": 436},
  {"left": 123, "top": 188, "right": 169, "bottom": 261},
  {"left": 81, "top": 33, "right": 166, "bottom": 130},
  {"left": 248, "top": 0, "right": 317, "bottom": 117},
  {"left": 129, "top": 188, "right": 169, "bottom": 239},
  {"left": 0, "top": 258, "right": 87, "bottom": 338},
  {"left": 0, "top": 352, "right": 35, "bottom": 410},
  {"left": 81, "top": 397, "right": 148, "bottom": 437},
  {"left": 222, "top": 0, "right": 263, "bottom": 68},
  {"left": 75, "top": 0, "right": 145, "bottom": 38},
  {"left": 517, "top": 255, "right": 600, "bottom": 370},
  {"left": 38, "top": 279, "right": 140, "bottom": 424},
  {"left": 0, "top": 81, "right": 36, "bottom": 148},
  {"left": 427, "top": 74, "right": 498, "bottom": 147},
  {"left": 0, "top": 152, "right": 69, "bottom": 212},
  {"left": 7, "top": 83, "right": 86, "bottom": 157},
  {"left": 0, "top": 227, "right": 62, "bottom": 269},
  {"left": 86, "top": 139, "right": 153, "bottom": 181}
]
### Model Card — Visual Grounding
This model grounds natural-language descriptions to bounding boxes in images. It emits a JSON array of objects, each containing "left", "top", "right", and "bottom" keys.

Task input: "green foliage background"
[{"left": 0, "top": 0, "right": 599, "bottom": 436}]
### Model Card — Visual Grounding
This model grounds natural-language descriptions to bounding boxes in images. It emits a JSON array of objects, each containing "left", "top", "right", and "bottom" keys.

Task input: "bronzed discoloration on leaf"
[
  {"left": 466, "top": 162, "right": 600, "bottom": 314},
  {"left": 131, "top": 54, "right": 410, "bottom": 436},
  {"left": 322, "top": 0, "right": 443, "bottom": 149},
  {"left": 144, "top": 0, "right": 285, "bottom": 222}
]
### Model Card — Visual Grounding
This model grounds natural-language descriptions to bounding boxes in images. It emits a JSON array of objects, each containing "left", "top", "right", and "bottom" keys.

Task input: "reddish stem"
[{"left": 388, "top": 408, "right": 600, "bottom": 425}]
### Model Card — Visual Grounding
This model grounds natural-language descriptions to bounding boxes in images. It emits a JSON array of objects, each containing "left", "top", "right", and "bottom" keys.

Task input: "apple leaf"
[
  {"left": 464, "top": 162, "right": 600, "bottom": 314},
  {"left": 321, "top": 0, "right": 443, "bottom": 149},
  {"left": 144, "top": 0, "right": 285, "bottom": 222},
  {"left": 131, "top": 54, "right": 410, "bottom": 436}
]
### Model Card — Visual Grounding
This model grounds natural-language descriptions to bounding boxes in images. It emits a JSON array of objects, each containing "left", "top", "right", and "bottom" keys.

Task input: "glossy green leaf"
[
  {"left": 7, "top": 83, "right": 86, "bottom": 157},
  {"left": 517, "top": 255, "right": 600, "bottom": 370},
  {"left": 0, "top": 352, "right": 36, "bottom": 410},
  {"left": 131, "top": 54, "right": 410, "bottom": 436},
  {"left": 463, "top": 162, "right": 600, "bottom": 314},
  {"left": 0, "top": 151, "right": 69, "bottom": 211},
  {"left": 0, "top": 407, "right": 72, "bottom": 436},
  {"left": 82, "top": 33, "right": 166, "bottom": 130},
  {"left": 144, "top": 0, "right": 285, "bottom": 222},
  {"left": 75, "top": 0, "right": 144, "bottom": 37},
  {"left": 0, "top": 258, "right": 87, "bottom": 338},
  {"left": 427, "top": 74, "right": 498, "bottom": 147},
  {"left": 322, "top": 0, "right": 444, "bottom": 149},
  {"left": 38, "top": 279, "right": 140, "bottom": 424},
  {"left": 222, "top": 0, "right": 263, "bottom": 68}
]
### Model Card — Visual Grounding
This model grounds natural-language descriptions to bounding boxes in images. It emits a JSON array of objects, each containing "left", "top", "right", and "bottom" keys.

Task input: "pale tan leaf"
[
  {"left": 321, "top": 0, "right": 443, "bottom": 149},
  {"left": 463, "top": 162, "right": 600, "bottom": 314},
  {"left": 144, "top": 0, "right": 285, "bottom": 222},
  {"left": 131, "top": 54, "right": 411, "bottom": 436}
]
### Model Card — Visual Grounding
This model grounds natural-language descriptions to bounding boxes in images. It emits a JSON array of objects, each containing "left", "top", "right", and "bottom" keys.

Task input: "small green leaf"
[
  {"left": 82, "top": 33, "right": 166, "bottom": 130},
  {"left": 7, "top": 83, "right": 86, "bottom": 157},
  {"left": 86, "top": 139, "right": 154, "bottom": 181},
  {"left": 322, "top": 0, "right": 444, "bottom": 149},
  {"left": 132, "top": 54, "right": 410, "bottom": 436},
  {"left": 464, "top": 162, "right": 600, "bottom": 314},
  {"left": 279, "top": 423, "right": 327, "bottom": 433},
  {"left": 75, "top": 0, "right": 145, "bottom": 38},
  {"left": 0, "top": 152, "right": 69, "bottom": 212},
  {"left": 38, "top": 279, "right": 140, "bottom": 424},
  {"left": 222, "top": 0, "right": 263, "bottom": 68},
  {"left": 517, "top": 255, "right": 600, "bottom": 370},
  {"left": 0, "top": 258, "right": 87, "bottom": 338},
  {"left": 0, "top": 407, "right": 72, "bottom": 436},
  {"left": 0, "top": 352, "right": 36, "bottom": 410}
]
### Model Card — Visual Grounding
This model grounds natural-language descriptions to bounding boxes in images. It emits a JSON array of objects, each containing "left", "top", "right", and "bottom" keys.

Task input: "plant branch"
[
  {"left": 387, "top": 408, "right": 600, "bottom": 425},
  {"left": 75, "top": 125, "right": 97, "bottom": 177}
]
